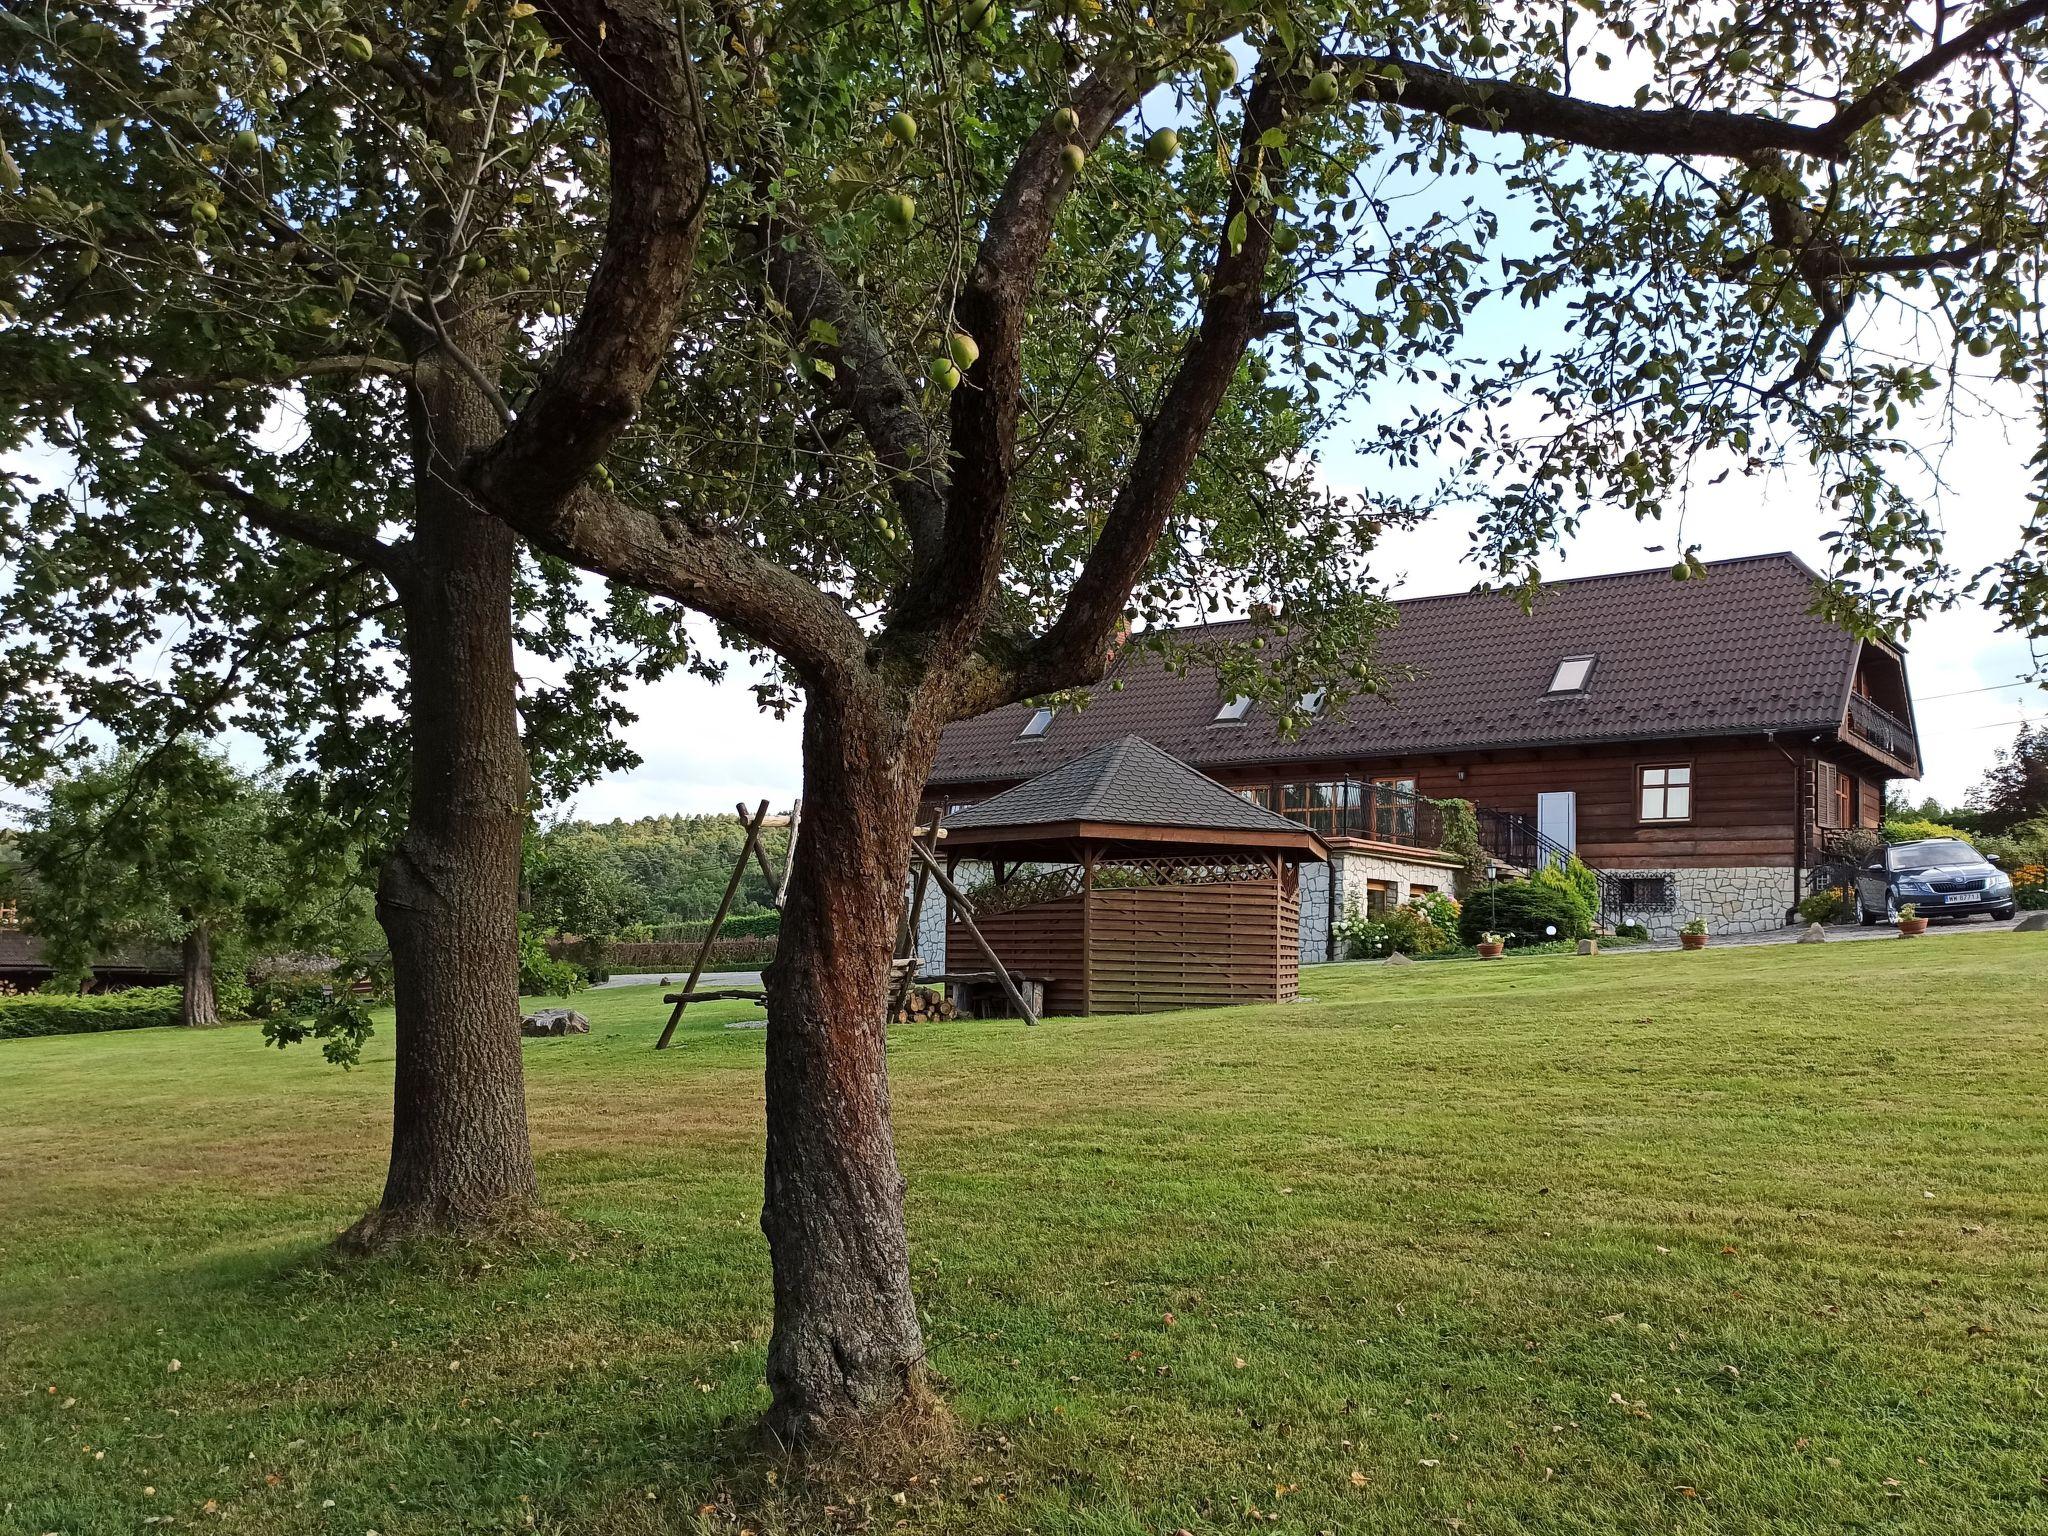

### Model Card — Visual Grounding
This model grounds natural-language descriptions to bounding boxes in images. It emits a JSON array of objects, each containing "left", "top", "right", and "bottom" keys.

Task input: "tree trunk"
[
  {"left": 180, "top": 924, "right": 220, "bottom": 1028},
  {"left": 760, "top": 687, "right": 941, "bottom": 1448},
  {"left": 349, "top": 335, "right": 539, "bottom": 1247}
]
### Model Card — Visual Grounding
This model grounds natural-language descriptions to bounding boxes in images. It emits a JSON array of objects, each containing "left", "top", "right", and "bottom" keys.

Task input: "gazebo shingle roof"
[{"left": 941, "top": 735, "right": 1310, "bottom": 838}]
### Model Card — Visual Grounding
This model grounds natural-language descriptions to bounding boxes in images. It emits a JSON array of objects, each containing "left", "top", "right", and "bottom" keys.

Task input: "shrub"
[
  {"left": 1531, "top": 858, "right": 1598, "bottom": 935},
  {"left": 519, "top": 918, "right": 586, "bottom": 998},
  {"left": 1883, "top": 817, "right": 1974, "bottom": 846},
  {"left": 1457, "top": 880, "right": 1592, "bottom": 947},
  {"left": 0, "top": 985, "right": 183, "bottom": 1040},
  {"left": 1335, "top": 891, "right": 1458, "bottom": 958},
  {"left": 1797, "top": 886, "right": 1851, "bottom": 924},
  {"left": 2013, "top": 863, "right": 2048, "bottom": 910}
]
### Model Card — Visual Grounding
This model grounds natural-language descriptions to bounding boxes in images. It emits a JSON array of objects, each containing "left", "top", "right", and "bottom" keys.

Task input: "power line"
[{"left": 1917, "top": 676, "right": 2046, "bottom": 702}]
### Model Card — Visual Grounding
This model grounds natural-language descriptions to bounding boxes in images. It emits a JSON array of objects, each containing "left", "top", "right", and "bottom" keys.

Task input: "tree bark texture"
[
  {"left": 180, "top": 923, "right": 220, "bottom": 1028},
  {"left": 354, "top": 327, "right": 539, "bottom": 1245},
  {"left": 760, "top": 685, "right": 940, "bottom": 1445}
]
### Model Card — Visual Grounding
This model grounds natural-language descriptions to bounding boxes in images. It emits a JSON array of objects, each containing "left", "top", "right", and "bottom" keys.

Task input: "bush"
[
  {"left": 1797, "top": 886, "right": 1851, "bottom": 924},
  {"left": 1337, "top": 891, "right": 1459, "bottom": 959},
  {"left": 519, "top": 918, "right": 586, "bottom": 998},
  {"left": 1884, "top": 817, "right": 1974, "bottom": 846},
  {"left": 1531, "top": 858, "right": 1598, "bottom": 935},
  {"left": 2013, "top": 863, "right": 2048, "bottom": 910},
  {"left": 1457, "top": 880, "right": 1592, "bottom": 947},
  {"left": 0, "top": 985, "right": 184, "bottom": 1040}
]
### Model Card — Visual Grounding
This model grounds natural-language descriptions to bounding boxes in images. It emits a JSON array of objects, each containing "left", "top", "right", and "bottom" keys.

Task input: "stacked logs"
[{"left": 891, "top": 985, "right": 960, "bottom": 1024}]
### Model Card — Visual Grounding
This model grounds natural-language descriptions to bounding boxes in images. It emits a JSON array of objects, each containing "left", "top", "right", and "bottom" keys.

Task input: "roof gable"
[{"left": 932, "top": 553, "right": 1871, "bottom": 787}]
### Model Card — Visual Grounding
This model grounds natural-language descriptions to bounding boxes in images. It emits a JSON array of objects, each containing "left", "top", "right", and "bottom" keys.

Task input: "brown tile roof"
[{"left": 931, "top": 553, "right": 1873, "bottom": 788}]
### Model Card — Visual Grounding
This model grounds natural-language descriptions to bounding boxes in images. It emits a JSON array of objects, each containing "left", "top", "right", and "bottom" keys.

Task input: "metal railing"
[
  {"left": 1845, "top": 693, "right": 1917, "bottom": 767},
  {"left": 1471, "top": 805, "right": 1635, "bottom": 928}
]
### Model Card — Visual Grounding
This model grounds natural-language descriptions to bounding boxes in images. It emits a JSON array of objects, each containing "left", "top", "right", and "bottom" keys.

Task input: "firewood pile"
[{"left": 890, "top": 985, "right": 959, "bottom": 1024}]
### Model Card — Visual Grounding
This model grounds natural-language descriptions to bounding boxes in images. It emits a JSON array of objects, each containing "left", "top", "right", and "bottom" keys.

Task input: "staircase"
[{"left": 1470, "top": 806, "right": 1635, "bottom": 929}]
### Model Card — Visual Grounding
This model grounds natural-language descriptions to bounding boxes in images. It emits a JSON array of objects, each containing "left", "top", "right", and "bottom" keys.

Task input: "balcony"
[
  {"left": 1253, "top": 779, "right": 1446, "bottom": 850},
  {"left": 1844, "top": 693, "right": 1919, "bottom": 770}
]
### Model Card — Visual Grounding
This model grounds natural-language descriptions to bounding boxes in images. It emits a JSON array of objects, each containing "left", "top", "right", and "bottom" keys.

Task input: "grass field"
[{"left": 4, "top": 934, "right": 2047, "bottom": 1534}]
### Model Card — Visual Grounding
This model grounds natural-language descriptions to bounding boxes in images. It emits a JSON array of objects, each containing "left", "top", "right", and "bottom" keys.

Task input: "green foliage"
[
  {"left": 1335, "top": 890, "right": 1459, "bottom": 958},
  {"left": 1969, "top": 724, "right": 2048, "bottom": 835},
  {"left": 1798, "top": 887, "right": 1853, "bottom": 924},
  {"left": 0, "top": 985, "right": 182, "bottom": 1040},
  {"left": 9, "top": 744, "right": 373, "bottom": 1013},
  {"left": 523, "top": 816, "right": 790, "bottom": 938},
  {"left": 1883, "top": 818, "right": 1976, "bottom": 846},
  {"left": 1530, "top": 859, "right": 1599, "bottom": 937},
  {"left": 1429, "top": 798, "right": 1485, "bottom": 893},
  {"left": 518, "top": 917, "right": 587, "bottom": 999},
  {"left": 261, "top": 994, "right": 374, "bottom": 1070},
  {"left": 1458, "top": 880, "right": 1592, "bottom": 948}
]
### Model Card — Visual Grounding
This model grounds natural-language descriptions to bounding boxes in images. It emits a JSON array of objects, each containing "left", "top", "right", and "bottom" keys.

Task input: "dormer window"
[
  {"left": 1018, "top": 707, "right": 1055, "bottom": 739},
  {"left": 1547, "top": 655, "right": 1596, "bottom": 695},
  {"left": 1213, "top": 694, "right": 1253, "bottom": 724}
]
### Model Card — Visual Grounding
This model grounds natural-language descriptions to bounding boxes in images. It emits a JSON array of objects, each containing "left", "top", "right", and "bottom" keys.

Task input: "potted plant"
[
  {"left": 1896, "top": 902, "right": 1929, "bottom": 937},
  {"left": 1679, "top": 919, "right": 1709, "bottom": 950},
  {"left": 1476, "top": 932, "right": 1506, "bottom": 959}
]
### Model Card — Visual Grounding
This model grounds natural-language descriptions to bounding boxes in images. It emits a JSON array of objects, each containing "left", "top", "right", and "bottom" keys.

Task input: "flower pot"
[
  {"left": 1680, "top": 932, "right": 1709, "bottom": 950},
  {"left": 1897, "top": 917, "right": 1929, "bottom": 937},
  {"left": 1476, "top": 942, "right": 1505, "bottom": 960}
]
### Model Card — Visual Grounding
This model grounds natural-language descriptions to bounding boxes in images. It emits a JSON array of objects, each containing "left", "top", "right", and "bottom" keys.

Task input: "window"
[
  {"left": 1613, "top": 873, "right": 1675, "bottom": 912},
  {"left": 1213, "top": 694, "right": 1253, "bottom": 724},
  {"left": 1298, "top": 688, "right": 1325, "bottom": 714},
  {"left": 1364, "top": 879, "right": 1396, "bottom": 915},
  {"left": 1237, "top": 785, "right": 1275, "bottom": 809},
  {"left": 1373, "top": 777, "right": 1418, "bottom": 842},
  {"left": 1639, "top": 763, "right": 1692, "bottom": 822},
  {"left": 1409, "top": 883, "right": 1439, "bottom": 901},
  {"left": 1816, "top": 762, "right": 1855, "bottom": 829},
  {"left": 1018, "top": 707, "right": 1055, "bottom": 739},
  {"left": 1547, "top": 655, "right": 1596, "bottom": 694},
  {"left": 0, "top": 899, "right": 15, "bottom": 930}
]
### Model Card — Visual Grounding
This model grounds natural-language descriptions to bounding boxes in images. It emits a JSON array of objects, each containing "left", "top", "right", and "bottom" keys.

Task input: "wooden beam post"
[
  {"left": 911, "top": 837, "right": 1038, "bottom": 1027},
  {"left": 1080, "top": 844, "right": 1095, "bottom": 1018},
  {"left": 656, "top": 798, "right": 771, "bottom": 1050},
  {"left": 773, "top": 798, "right": 801, "bottom": 910}
]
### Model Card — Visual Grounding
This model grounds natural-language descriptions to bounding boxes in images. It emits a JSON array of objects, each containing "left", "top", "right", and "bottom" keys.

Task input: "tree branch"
[
  {"left": 145, "top": 432, "right": 407, "bottom": 577},
  {"left": 906, "top": 68, "right": 1145, "bottom": 645},
  {"left": 470, "top": 0, "right": 711, "bottom": 511},
  {"left": 133, "top": 355, "right": 412, "bottom": 399},
  {"left": 1337, "top": 0, "right": 2048, "bottom": 161},
  {"left": 996, "top": 72, "right": 1292, "bottom": 706},
  {"left": 505, "top": 482, "right": 868, "bottom": 685}
]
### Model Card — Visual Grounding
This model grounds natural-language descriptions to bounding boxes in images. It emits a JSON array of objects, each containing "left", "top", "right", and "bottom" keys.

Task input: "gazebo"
[{"left": 937, "top": 736, "right": 1327, "bottom": 1015}]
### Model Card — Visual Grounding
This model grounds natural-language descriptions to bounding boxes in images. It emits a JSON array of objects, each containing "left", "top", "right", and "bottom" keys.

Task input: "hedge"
[
  {"left": 0, "top": 985, "right": 184, "bottom": 1040},
  {"left": 1457, "top": 880, "right": 1593, "bottom": 947}
]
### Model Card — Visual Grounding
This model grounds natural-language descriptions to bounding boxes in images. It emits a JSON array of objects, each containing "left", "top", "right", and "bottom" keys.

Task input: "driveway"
[
  {"left": 1632, "top": 913, "right": 2029, "bottom": 952},
  {"left": 594, "top": 969, "right": 763, "bottom": 990}
]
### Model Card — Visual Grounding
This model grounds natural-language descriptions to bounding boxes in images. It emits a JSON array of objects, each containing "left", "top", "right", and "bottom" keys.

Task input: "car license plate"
[{"left": 1942, "top": 893, "right": 1974, "bottom": 904}]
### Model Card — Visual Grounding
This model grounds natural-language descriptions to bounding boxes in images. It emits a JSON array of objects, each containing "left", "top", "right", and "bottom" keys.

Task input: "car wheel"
[
  {"left": 1856, "top": 889, "right": 1878, "bottom": 927},
  {"left": 1994, "top": 905, "right": 2016, "bottom": 921}
]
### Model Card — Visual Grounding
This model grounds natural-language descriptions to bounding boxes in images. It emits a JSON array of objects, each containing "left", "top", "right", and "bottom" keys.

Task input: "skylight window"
[
  {"left": 1298, "top": 688, "right": 1326, "bottom": 714},
  {"left": 1547, "top": 655, "right": 1596, "bottom": 695},
  {"left": 1213, "top": 695, "right": 1253, "bottom": 724},
  {"left": 1018, "top": 707, "right": 1056, "bottom": 739}
]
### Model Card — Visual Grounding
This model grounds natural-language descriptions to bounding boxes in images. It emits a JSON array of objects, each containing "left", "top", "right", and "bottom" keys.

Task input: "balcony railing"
[
  {"left": 1256, "top": 779, "right": 1445, "bottom": 849},
  {"left": 1845, "top": 693, "right": 1918, "bottom": 767}
]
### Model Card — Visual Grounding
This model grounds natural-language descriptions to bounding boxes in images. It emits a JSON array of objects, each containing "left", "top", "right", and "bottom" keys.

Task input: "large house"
[{"left": 926, "top": 553, "right": 1921, "bottom": 950}]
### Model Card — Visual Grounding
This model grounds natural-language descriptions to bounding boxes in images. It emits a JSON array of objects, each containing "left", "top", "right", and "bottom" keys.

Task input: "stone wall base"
[{"left": 1617, "top": 865, "right": 1795, "bottom": 939}]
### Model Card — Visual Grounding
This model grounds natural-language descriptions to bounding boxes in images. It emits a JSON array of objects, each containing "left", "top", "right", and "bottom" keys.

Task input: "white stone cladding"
[
  {"left": 1306, "top": 846, "right": 1468, "bottom": 963},
  {"left": 1624, "top": 864, "right": 1795, "bottom": 939}
]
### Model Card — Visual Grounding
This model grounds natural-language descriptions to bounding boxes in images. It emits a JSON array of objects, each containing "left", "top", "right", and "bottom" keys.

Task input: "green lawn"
[{"left": 4, "top": 936, "right": 2047, "bottom": 1535}]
